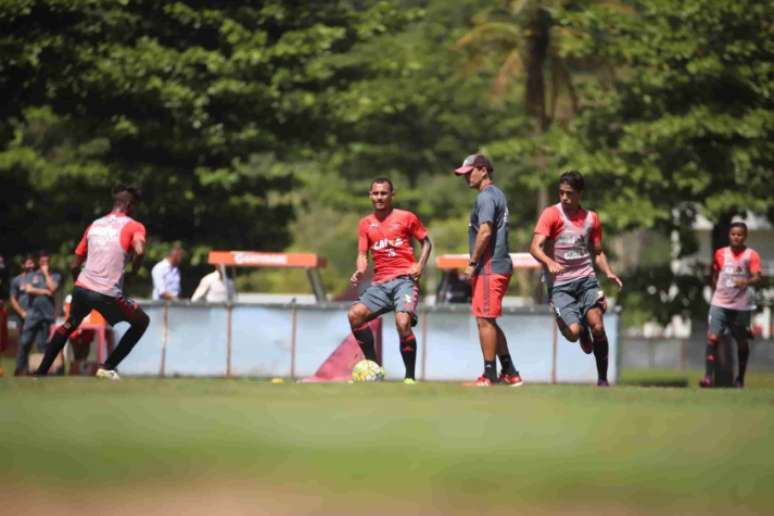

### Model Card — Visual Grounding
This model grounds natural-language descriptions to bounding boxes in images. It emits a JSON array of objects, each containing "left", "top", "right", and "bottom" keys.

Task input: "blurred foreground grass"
[{"left": 2, "top": 375, "right": 774, "bottom": 514}]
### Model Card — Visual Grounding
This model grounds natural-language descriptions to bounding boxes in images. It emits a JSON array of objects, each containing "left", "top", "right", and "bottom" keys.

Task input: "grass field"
[{"left": 2, "top": 371, "right": 774, "bottom": 515}]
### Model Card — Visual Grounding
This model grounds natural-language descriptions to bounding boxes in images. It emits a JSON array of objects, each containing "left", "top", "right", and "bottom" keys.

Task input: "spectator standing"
[
  {"left": 10, "top": 254, "right": 36, "bottom": 323},
  {"left": 191, "top": 267, "right": 235, "bottom": 303},
  {"left": 151, "top": 245, "right": 184, "bottom": 300},
  {"left": 15, "top": 251, "right": 61, "bottom": 375}
]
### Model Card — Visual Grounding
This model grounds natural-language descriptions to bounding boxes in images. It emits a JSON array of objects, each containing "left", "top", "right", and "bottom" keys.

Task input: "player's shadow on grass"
[{"left": 621, "top": 378, "right": 690, "bottom": 388}]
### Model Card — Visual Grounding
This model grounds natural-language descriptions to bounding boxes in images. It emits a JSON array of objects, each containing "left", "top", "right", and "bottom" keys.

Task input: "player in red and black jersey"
[
  {"left": 348, "top": 178, "right": 432, "bottom": 383},
  {"left": 36, "top": 185, "right": 149, "bottom": 380}
]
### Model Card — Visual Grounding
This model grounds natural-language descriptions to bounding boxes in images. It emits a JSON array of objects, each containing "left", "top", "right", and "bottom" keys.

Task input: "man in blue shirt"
[{"left": 152, "top": 245, "right": 184, "bottom": 300}]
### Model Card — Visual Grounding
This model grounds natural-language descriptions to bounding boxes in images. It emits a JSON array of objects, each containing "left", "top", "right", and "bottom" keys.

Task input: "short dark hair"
[
  {"left": 559, "top": 170, "right": 584, "bottom": 191},
  {"left": 370, "top": 177, "right": 394, "bottom": 192},
  {"left": 38, "top": 250, "right": 50, "bottom": 258},
  {"left": 23, "top": 253, "right": 35, "bottom": 262},
  {"left": 729, "top": 222, "right": 748, "bottom": 233},
  {"left": 113, "top": 184, "right": 142, "bottom": 204}
]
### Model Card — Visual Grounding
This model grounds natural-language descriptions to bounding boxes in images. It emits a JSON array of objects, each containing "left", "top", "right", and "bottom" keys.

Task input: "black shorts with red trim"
[{"left": 68, "top": 286, "right": 146, "bottom": 327}]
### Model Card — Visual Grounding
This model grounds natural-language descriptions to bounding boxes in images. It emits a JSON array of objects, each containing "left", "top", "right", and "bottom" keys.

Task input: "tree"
[
  {"left": 454, "top": 0, "right": 627, "bottom": 213},
  {"left": 546, "top": 0, "right": 774, "bottom": 322},
  {"left": 0, "top": 1, "right": 418, "bottom": 294}
]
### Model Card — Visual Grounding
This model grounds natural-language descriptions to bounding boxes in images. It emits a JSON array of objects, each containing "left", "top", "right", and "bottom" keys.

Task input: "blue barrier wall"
[{"left": 116, "top": 302, "right": 619, "bottom": 383}]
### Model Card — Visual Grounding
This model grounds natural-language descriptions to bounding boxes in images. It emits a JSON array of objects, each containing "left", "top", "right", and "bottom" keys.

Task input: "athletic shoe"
[
  {"left": 403, "top": 378, "right": 417, "bottom": 385},
  {"left": 596, "top": 379, "right": 610, "bottom": 387},
  {"left": 464, "top": 375, "right": 494, "bottom": 387},
  {"left": 698, "top": 376, "right": 713, "bottom": 388},
  {"left": 498, "top": 372, "right": 524, "bottom": 387},
  {"left": 735, "top": 377, "right": 744, "bottom": 389},
  {"left": 579, "top": 327, "right": 594, "bottom": 354},
  {"left": 96, "top": 367, "right": 121, "bottom": 381}
]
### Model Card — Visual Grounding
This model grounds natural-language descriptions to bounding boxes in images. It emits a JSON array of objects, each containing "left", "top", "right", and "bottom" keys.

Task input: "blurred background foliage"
[{"left": 1, "top": 0, "right": 772, "bottom": 326}]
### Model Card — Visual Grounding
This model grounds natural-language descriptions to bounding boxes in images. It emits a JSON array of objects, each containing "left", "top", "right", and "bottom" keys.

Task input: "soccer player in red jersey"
[
  {"left": 530, "top": 171, "right": 622, "bottom": 386},
  {"left": 36, "top": 185, "right": 150, "bottom": 380},
  {"left": 700, "top": 222, "right": 762, "bottom": 388},
  {"left": 348, "top": 178, "right": 432, "bottom": 383},
  {"left": 454, "top": 154, "right": 523, "bottom": 387}
]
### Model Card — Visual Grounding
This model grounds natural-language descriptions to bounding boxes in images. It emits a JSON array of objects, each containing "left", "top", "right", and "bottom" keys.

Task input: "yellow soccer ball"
[{"left": 351, "top": 359, "right": 385, "bottom": 383}]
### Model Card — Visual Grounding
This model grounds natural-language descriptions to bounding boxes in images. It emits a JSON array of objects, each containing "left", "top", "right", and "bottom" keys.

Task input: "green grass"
[{"left": 2, "top": 375, "right": 774, "bottom": 513}]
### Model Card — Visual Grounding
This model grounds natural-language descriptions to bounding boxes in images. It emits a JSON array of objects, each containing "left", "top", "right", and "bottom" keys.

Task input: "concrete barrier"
[{"left": 115, "top": 301, "right": 620, "bottom": 383}]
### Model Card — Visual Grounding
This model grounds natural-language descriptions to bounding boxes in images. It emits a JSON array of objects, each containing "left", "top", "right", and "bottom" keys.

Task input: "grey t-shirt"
[
  {"left": 468, "top": 185, "right": 513, "bottom": 275},
  {"left": 27, "top": 269, "right": 61, "bottom": 321},
  {"left": 10, "top": 272, "right": 33, "bottom": 312}
]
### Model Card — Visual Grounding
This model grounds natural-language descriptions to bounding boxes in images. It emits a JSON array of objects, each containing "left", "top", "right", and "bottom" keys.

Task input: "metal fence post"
[
  {"left": 159, "top": 303, "right": 168, "bottom": 378},
  {"left": 290, "top": 303, "right": 298, "bottom": 380},
  {"left": 226, "top": 303, "right": 233, "bottom": 377}
]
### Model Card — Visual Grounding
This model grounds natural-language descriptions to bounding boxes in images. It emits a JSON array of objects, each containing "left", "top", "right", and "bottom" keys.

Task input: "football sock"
[
  {"left": 592, "top": 335, "right": 609, "bottom": 382},
  {"left": 399, "top": 333, "right": 417, "bottom": 380},
  {"left": 498, "top": 354, "right": 516, "bottom": 375},
  {"left": 737, "top": 345, "right": 750, "bottom": 382},
  {"left": 353, "top": 323, "right": 377, "bottom": 362},
  {"left": 483, "top": 360, "right": 497, "bottom": 382},
  {"left": 704, "top": 342, "right": 717, "bottom": 378},
  {"left": 36, "top": 324, "right": 75, "bottom": 375},
  {"left": 104, "top": 315, "right": 149, "bottom": 370}
]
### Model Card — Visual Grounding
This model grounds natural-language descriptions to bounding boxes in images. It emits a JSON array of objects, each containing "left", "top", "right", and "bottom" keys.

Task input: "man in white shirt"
[
  {"left": 191, "top": 267, "right": 235, "bottom": 303},
  {"left": 151, "top": 245, "right": 184, "bottom": 300}
]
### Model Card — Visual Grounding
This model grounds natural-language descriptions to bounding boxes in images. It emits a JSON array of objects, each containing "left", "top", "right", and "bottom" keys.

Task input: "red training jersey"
[
  {"left": 712, "top": 247, "right": 761, "bottom": 275},
  {"left": 711, "top": 246, "right": 761, "bottom": 310},
  {"left": 534, "top": 205, "right": 602, "bottom": 246},
  {"left": 74, "top": 210, "right": 146, "bottom": 297},
  {"left": 358, "top": 209, "right": 428, "bottom": 283}
]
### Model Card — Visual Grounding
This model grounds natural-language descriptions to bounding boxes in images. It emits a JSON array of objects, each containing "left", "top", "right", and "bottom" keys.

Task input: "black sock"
[
  {"left": 592, "top": 335, "right": 608, "bottom": 382},
  {"left": 483, "top": 360, "right": 497, "bottom": 382},
  {"left": 737, "top": 346, "right": 749, "bottom": 382},
  {"left": 36, "top": 325, "right": 74, "bottom": 375},
  {"left": 353, "top": 324, "right": 377, "bottom": 363},
  {"left": 704, "top": 343, "right": 717, "bottom": 378},
  {"left": 499, "top": 354, "right": 516, "bottom": 375},
  {"left": 104, "top": 315, "right": 149, "bottom": 370},
  {"left": 399, "top": 333, "right": 417, "bottom": 380}
]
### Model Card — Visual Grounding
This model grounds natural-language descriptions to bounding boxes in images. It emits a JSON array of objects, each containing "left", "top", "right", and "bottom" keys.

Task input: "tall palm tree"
[{"left": 455, "top": 0, "right": 622, "bottom": 210}]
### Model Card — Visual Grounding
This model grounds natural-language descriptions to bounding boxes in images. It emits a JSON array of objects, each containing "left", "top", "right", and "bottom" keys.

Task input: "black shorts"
[{"left": 68, "top": 286, "right": 146, "bottom": 327}]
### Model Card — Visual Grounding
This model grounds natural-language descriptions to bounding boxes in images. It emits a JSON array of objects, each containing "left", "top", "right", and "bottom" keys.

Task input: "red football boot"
[
  {"left": 464, "top": 375, "right": 494, "bottom": 387},
  {"left": 498, "top": 371, "right": 524, "bottom": 387}
]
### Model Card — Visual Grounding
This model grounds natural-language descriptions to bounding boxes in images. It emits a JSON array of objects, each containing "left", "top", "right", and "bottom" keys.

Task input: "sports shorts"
[
  {"left": 472, "top": 273, "right": 511, "bottom": 319},
  {"left": 708, "top": 305, "right": 752, "bottom": 340},
  {"left": 357, "top": 276, "right": 419, "bottom": 326},
  {"left": 67, "top": 286, "right": 146, "bottom": 328},
  {"left": 548, "top": 275, "right": 603, "bottom": 327}
]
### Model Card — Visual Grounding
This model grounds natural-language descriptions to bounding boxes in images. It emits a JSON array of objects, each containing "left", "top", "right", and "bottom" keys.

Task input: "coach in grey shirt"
[{"left": 454, "top": 153, "right": 522, "bottom": 387}]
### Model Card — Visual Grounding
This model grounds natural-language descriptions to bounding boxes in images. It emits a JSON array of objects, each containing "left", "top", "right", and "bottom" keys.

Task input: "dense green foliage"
[{"left": 1, "top": 1, "right": 771, "bottom": 321}]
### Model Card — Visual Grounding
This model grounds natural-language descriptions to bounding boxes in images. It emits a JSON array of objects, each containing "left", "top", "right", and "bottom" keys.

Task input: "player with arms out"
[
  {"left": 529, "top": 170, "right": 622, "bottom": 387},
  {"left": 701, "top": 222, "right": 763, "bottom": 388},
  {"left": 454, "top": 154, "right": 523, "bottom": 387},
  {"left": 348, "top": 178, "right": 432, "bottom": 384},
  {"left": 36, "top": 185, "right": 150, "bottom": 380}
]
